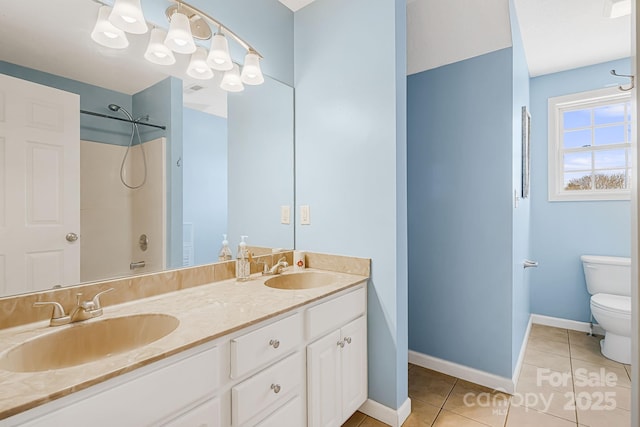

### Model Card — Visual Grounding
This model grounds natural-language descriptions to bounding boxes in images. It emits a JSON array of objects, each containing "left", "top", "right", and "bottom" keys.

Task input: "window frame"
[{"left": 548, "top": 87, "right": 632, "bottom": 202}]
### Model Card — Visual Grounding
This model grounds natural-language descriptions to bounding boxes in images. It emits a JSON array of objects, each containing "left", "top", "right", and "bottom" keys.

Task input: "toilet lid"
[{"left": 591, "top": 293, "right": 631, "bottom": 314}]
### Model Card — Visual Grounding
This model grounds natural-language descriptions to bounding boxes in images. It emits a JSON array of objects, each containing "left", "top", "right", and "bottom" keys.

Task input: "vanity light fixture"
[
  {"left": 144, "top": 28, "right": 176, "bottom": 65},
  {"left": 91, "top": 5, "right": 129, "bottom": 49},
  {"left": 90, "top": 0, "right": 264, "bottom": 92},
  {"left": 109, "top": 0, "right": 148, "bottom": 34}
]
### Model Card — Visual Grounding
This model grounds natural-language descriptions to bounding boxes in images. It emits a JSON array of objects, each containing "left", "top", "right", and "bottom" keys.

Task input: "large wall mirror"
[{"left": 0, "top": 0, "right": 294, "bottom": 298}]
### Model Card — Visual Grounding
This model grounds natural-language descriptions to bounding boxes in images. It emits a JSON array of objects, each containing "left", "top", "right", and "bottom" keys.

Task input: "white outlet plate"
[
  {"left": 280, "top": 205, "right": 291, "bottom": 224},
  {"left": 300, "top": 205, "right": 310, "bottom": 225}
]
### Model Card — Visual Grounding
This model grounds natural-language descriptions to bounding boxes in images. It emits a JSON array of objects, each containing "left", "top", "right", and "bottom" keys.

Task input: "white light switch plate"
[
  {"left": 300, "top": 205, "right": 310, "bottom": 225},
  {"left": 280, "top": 205, "right": 291, "bottom": 224}
]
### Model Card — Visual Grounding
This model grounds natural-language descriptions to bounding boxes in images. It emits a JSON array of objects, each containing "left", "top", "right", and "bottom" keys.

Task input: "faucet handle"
[
  {"left": 91, "top": 288, "right": 114, "bottom": 309},
  {"left": 33, "top": 301, "right": 67, "bottom": 318}
]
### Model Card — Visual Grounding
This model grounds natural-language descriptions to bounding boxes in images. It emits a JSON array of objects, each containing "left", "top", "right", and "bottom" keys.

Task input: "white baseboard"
[
  {"left": 531, "top": 314, "right": 605, "bottom": 335},
  {"left": 408, "top": 350, "right": 515, "bottom": 394},
  {"left": 359, "top": 397, "right": 411, "bottom": 427},
  {"left": 512, "top": 317, "right": 532, "bottom": 388}
]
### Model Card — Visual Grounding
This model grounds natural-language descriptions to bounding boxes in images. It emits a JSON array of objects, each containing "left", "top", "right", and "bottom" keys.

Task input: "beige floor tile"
[
  {"left": 432, "top": 409, "right": 488, "bottom": 427},
  {"left": 623, "top": 364, "right": 631, "bottom": 380},
  {"left": 523, "top": 348, "right": 572, "bottom": 372},
  {"left": 408, "top": 367, "right": 457, "bottom": 408},
  {"left": 342, "top": 411, "right": 367, "bottom": 427},
  {"left": 360, "top": 416, "right": 391, "bottom": 427},
  {"left": 526, "top": 337, "right": 570, "bottom": 357},
  {"left": 570, "top": 341, "right": 624, "bottom": 368},
  {"left": 576, "top": 405, "right": 630, "bottom": 427},
  {"left": 401, "top": 399, "right": 440, "bottom": 427},
  {"left": 515, "top": 364, "right": 576, "bottom": 422},
  {"left": 506, "top": 404, "right": 577, "bottom": 427},
  {"left": 530, "top": 325, "right": 569, "bottom": 342},
  {"left": 571, "top": 358, "right": 631, "bottom": 389},
  {"left": 573, "top": 383, "right": 631, "bottom": 411},
  {"left": 442, "top": 380, "right": 509, "bottom": 427}
]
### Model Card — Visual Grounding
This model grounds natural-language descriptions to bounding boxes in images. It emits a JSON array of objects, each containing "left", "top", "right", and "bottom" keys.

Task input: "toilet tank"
[{"left": 581, "top": 255, "right": 630, "bottom": 296}]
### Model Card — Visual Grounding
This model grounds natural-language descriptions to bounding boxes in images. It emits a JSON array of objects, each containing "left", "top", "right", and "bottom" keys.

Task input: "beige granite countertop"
[{"left": 0, "top": 268, "right": 368, "bottom": 420}]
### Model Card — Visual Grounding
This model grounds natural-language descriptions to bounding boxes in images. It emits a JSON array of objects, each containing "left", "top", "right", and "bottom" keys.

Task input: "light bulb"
[
  {"left": 91, "top": 6, "right": 129, "bottom": 49},
  {"left": 144, "top": 28, "right": 176, "bottom": 65},
  {"left": 220, "top": 63, "right": 244, "bottom": 92},
  {"left": 241, "top": 51, "right": 264, "bottom": 85},
  {"left": 164, "top": 11, "right": 196, "bottom": 54},
  {"left": 187, "top": 47, "right": 214, "bottom": 80},
  {"left": 109, "top": 0, "right": 148, "bottom": 34},
  {"left": 207, "top": 33, "right": 233, "bottom": 71}
]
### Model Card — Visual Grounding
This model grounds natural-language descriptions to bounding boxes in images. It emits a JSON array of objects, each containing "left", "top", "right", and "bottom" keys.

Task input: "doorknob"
[{"left": 66, "top": 232, "right": 78, "bottom": 242}]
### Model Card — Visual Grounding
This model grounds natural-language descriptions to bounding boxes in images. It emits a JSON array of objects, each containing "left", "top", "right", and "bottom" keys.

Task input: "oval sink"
[
  {"left": 0, "top": 313, "right": 179, "bottom": 373},
  {"left": 264, "top": 272, "right": 335, "bottom": 290}
]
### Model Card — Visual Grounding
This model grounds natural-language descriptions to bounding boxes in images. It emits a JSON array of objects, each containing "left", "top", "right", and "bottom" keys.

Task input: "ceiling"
[
  {"left": 0, "top": 0, "right": 631, "bottom": 110},
  {"left": 283, "top": 0, "right": 632, "bottom": 77}
]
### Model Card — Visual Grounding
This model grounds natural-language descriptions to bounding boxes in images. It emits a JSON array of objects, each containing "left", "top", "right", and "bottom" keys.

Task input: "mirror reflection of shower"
[{"left": 108, "top": 103, "right": 148, "bottom": 189}]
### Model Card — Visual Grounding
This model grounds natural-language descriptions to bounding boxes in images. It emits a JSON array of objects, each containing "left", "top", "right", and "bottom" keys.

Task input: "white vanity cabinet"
[
  {"left": 5, "top": 282, "right": 367, "bottom": 427},
  {"left": 306, "top": 288, "right": 368, "bottom": 427}
]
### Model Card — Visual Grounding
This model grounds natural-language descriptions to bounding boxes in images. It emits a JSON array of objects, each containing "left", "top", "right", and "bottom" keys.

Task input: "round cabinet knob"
[
  {"left": 344, "top": 337, "right": 352, "bottom": 345},
  {"left": 271, "top": 384, "right": 281, "bottom": 394},
  {"left": 269, "top": 339, "right": 280, "bottom": 349},
  {"left": 337, "top": 340, "right": 345, "bottom": 348},
  {"left": 66, "top": 232, "right": 79, "bottom": 242}
]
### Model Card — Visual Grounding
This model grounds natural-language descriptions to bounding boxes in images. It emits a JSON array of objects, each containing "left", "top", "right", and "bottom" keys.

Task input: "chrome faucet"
[
  {"left": 33, "top": 288, "right": 114, "bottom": 326},
  {"left": 267, "top": 257, "right": 289, "bottom": 275}
]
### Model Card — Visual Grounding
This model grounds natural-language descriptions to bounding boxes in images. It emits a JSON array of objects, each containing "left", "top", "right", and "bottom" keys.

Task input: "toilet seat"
[{"left": 591, "top": 293, "right": 631, "bottom": 315}]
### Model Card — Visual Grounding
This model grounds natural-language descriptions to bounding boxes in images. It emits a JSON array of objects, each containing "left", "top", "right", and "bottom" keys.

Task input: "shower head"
[{"left": 108, "top": 103, "right": 133, "bottom": 121}]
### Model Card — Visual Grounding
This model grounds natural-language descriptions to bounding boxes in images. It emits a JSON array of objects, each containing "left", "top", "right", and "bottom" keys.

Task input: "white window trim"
[{"left": 548, "top": 86, "right": 631, "bottom": 202}]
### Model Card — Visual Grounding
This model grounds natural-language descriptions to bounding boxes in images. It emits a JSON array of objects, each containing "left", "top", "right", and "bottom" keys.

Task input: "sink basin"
[
  {"left": 0, "top": 313, "right": 179, "bottom": 373},
  {"left": 264, "top": 272, "right": 335, "bottom": 290}
]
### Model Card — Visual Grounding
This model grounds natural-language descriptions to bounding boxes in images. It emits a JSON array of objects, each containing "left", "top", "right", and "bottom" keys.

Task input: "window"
[{"left": 548, "top": 87, "right": 632, "bottom": 201}]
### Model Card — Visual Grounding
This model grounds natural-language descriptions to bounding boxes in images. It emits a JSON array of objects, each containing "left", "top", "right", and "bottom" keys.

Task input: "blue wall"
[
  {"left": 529, "top": 58, "right": 631, "bottom": 322},
  {"left": 407, "top": 48, "right": 514, "bottom": 378},
  {"left": 509, "top": 0, "right": 531, "bottom": 372},
  {"left": 294, "top": 0, "right": 408, "bottom": 409},
  {"left": 183, "top": 109, "right": 227, "bottom": 266}
]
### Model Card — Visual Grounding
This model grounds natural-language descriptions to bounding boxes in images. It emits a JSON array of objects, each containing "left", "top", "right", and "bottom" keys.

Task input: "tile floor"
[{"left": 342, "top": 324, "right": 632, "bottom": 427}]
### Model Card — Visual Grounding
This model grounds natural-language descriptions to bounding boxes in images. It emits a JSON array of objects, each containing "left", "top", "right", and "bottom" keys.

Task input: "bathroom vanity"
[{"left": 0, "top": 254, "right": 369, "bottom": 427}]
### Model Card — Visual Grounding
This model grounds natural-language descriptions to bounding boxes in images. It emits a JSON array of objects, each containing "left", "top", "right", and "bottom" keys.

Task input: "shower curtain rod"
[{"left": 80, "top": 109, "right": 167, "bottom": 130}]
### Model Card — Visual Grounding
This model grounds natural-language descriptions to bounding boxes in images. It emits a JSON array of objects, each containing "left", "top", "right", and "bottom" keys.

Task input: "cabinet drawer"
[
  {"left": 231, "top": 312, "right": 303, "bottom": 378},
  {"left": 232, "top": 352, "right": 303, "bottom": 426},
  {"left": 306, "top": 287, "right": 365, "bottom": 341},
  {"left": 163, "top": 397, "right": 221, "bottom": 427},
  {"left": 255, "top": 396, "right": 304, "bottom": 427},
  {"left": 16, "top": 345, "right": 219, "bottom": 427}
]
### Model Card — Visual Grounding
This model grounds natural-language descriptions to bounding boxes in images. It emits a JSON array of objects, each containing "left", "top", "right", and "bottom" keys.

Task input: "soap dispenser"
[
  {"left": 218, "top": 234, "right": 232, "bottom": 261},
  {"left": 236, "top": 235, "right": 250, "bottom": 281}
]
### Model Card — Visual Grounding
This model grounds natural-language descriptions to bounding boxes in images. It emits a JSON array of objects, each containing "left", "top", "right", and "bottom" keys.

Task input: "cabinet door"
[
  {"left": 340, "top": 316, "right": 367, "bottom": 422},
  {"left": 307, "top": 329, "right": 342, "bottom": 427},
  {"left": 163, "top": 397, "right": 221, "bottom": 427}
]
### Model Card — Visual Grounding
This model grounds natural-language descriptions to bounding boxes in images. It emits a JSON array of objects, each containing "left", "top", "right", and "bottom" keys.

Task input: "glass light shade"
[
  {"left": 144, "top": 28, "right": 176, "bottom": 65},
  {"left": 220, "top": 64, "right": 244, "bottom": 92},
  {"left": 241, "top": 52, "right": 264, "bottom": 85},
  {"left": 207, "top": 33, "right": 233, "bottom": 71},
  {"left": 164, "top": 12, "right": 196, "bottom": 54},
  {"left": 187, "top": 47, "right": 214, "bottom": 80},
  {"left": 91, "top": 6, "right": 129, "bottom": 49},
  {"left": 109, "top": 0, "right": 148, "bottom": 34}
]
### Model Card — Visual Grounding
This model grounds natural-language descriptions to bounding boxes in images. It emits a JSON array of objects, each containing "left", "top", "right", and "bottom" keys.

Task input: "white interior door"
[{"left": 0, "top": 73, "right": 80, "bottom": 295}]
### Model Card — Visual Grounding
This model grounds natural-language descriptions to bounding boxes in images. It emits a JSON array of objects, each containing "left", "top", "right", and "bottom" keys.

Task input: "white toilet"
[{"left": 581, "top": 255, "right": 631, "bottom": 364}]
